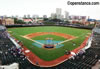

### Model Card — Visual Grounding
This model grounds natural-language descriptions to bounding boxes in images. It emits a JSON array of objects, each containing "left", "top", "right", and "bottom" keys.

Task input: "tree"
[
  {"left": 50, "top": 18, "right": 62, "bottom": 22},
  {"left": 28, "top": 21, "right": 32, "bottom": 24},
  {"left": 14, "top": 18, "right": 26, "bottom": 24},
  {"left": 65, "top": 21, "right": 70, "bottom": 24},
  {"left": 43, "top": 18, "right": 49, "bottom": 21},
  {"left": 14, "top": 18, "right": 18, "bottom": 24}
]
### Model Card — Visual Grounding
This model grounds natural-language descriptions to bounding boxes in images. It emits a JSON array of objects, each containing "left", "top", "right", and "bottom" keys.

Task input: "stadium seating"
[{"left": 0, "top": 24, "right": 100, "bottom": 69}]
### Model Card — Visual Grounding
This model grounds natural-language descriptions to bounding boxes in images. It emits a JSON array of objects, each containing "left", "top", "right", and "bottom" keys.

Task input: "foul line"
[
  {"left": 21, "top": 35, "right": 77, "bottom": 47},
  {"left": 54, "top": 37, "right": 77, "bottom": 46},
  {"left": 21, "top": 36, "right": 44, "bottom": 46}
]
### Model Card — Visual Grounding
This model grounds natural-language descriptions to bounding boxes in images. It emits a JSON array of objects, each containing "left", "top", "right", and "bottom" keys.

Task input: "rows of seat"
[{"left": 0, "top": 31, "right": 38, "bottom": 69}]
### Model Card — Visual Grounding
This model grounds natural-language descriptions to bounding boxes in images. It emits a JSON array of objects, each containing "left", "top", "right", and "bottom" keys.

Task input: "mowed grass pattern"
[{"left": 8, "top": 26, "right": 91, "bottom": 61}]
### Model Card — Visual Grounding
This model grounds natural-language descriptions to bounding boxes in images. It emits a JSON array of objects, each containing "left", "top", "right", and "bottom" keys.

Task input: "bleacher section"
[{"left": 0, "top": 25, "right": 100, "bottom": 69}]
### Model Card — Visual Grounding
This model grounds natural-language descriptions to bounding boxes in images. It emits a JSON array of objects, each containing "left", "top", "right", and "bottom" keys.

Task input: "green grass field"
[
  {"left": 33, "top": 34, "right": 66, "bottom": 40},
  {"left": 8, "top": 26, "right": 91, "bottom": 61}
]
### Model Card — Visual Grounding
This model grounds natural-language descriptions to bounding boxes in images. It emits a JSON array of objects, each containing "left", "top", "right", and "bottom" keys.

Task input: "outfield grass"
[{"left": 8, "top": 26, "right": 91, "bottom": 61}]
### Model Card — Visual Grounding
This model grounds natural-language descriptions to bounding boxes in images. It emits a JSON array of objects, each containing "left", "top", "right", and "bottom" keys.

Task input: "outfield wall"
[{"left": 6, "top": 24, "right": 93, "bottom": 30}]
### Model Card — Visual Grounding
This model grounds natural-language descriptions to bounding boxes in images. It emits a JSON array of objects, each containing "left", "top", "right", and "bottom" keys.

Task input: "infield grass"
[{"left": 33, "top": 34, "right": 66, "bottom": 40}]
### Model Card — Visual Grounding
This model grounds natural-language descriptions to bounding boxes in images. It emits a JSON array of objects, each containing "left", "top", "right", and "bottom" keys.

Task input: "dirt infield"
[
  {"left": 25, "top": 32, "right": 75, "bottom": 39},
  {"left": 22, "top": 32, "right": 76, "bottom": 46}
]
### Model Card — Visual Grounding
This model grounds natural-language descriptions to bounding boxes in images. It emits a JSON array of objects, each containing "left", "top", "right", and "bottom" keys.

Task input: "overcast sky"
[{"left": 0, "top": 0, "right": 100, "bottom": 19}]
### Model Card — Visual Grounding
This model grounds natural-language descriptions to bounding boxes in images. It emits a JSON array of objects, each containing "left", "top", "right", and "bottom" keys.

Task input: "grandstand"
[{"left": 0, "top": 24, "right": 100, "bottom": 69}]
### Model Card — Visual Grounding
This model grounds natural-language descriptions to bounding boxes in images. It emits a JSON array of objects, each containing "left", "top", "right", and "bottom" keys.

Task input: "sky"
[{"left": 0, "top": 0, "right": 100, "bottom": 19}]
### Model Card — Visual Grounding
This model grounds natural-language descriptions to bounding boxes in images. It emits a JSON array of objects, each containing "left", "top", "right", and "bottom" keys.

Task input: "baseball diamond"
[{"left": 8, "top": 26, "right": 91, "bottom": 61}]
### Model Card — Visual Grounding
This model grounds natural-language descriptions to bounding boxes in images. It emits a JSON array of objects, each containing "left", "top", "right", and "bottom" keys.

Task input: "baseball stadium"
[{"left": 0, "top": 22, "right": 100, "bottom": 69}]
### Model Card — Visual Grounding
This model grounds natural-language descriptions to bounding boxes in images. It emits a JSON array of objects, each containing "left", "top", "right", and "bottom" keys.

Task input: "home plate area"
[{"left": 32, "top": 40, "right": 64, "bottom": 49}]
